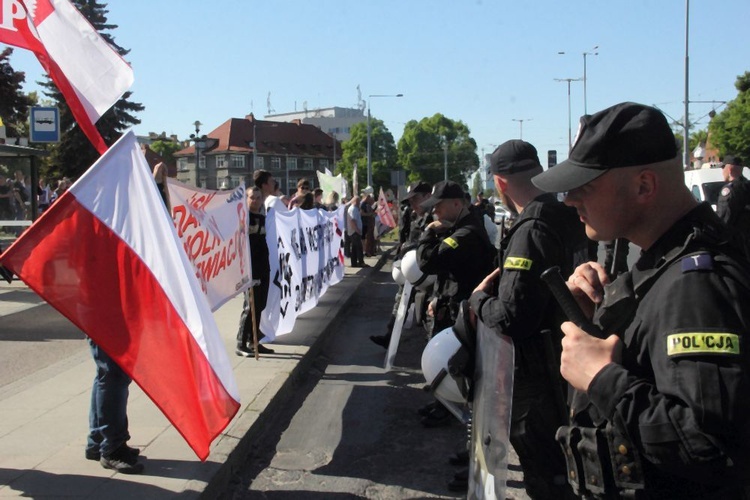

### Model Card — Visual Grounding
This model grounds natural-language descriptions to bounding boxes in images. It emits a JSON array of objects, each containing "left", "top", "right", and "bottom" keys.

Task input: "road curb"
[{"left": 201, "top": 248, "right": 394, "bottom": 498}]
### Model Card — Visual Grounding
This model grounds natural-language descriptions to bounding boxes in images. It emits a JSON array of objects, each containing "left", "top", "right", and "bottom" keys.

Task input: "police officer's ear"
[
  {"left": 493, "top": 174, "right": 508, "bottom": 196},
  {"left": 635, "top": 168, "right": 658, "bottom": 202}
]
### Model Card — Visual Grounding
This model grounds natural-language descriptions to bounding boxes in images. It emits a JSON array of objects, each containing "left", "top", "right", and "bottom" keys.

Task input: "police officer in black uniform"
[
  {"left": 469, "top": 140, "right": 590, "bottom": 499},
  {"left": 416, "top": 181, "right": 495, "bottom": 428},
  {"left": 533, "top": 102, "right": 750, "bottom": 499},
  {"left": 417, "top": 181, "right": 495, "bottom": 336},
  {"left": 716, "top": 154, "right": 750, "bottom": 259},
  {"left": 370, "top": 181, "right": 432, "bottom": 348}
]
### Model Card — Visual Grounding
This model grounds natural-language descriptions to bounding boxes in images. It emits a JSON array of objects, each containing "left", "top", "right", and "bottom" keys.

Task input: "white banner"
[
  {"left": 168, "top": 179, "right": 252, "bottom": 311},
  {"left": 261, "top": 205, "right": 346, "bottom": 340}
]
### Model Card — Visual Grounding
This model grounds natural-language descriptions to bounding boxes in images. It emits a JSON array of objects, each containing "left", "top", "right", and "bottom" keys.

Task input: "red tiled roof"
[
  {"left": 174, "top": 115, "right": 340, "bottom": 158},
  {"left": 141, "top": 145, "right": 176, "bottom": 177}
]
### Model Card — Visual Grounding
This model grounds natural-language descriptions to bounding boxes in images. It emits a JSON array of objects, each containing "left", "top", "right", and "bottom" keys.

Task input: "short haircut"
[
  {"left": 314, "top": 188, "right": 323, "bottom": 197},
  {"left": 297, "top": 178, "right": 310, "bottom": 189},
  {"left": 253, "top": 169, "right": 272, "bottom": 189}
]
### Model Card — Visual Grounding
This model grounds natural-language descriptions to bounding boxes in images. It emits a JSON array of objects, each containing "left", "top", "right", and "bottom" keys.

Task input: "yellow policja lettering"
[
  {"left": 443, "top": 237, "right": 458, "bottom": 249},
  {"left": 504, "top": 257, "right": 532, "bottom": 271},
  {"left": 666, "top": 333, "right": 740, "bottom": 357}
]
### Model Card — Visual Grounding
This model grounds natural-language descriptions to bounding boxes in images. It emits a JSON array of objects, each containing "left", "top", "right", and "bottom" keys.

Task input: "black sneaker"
[
  {"left": 417, "top": 401, "right": 438, "bottom": 417},
  {"left": 85, "top": 444, "right": 140, "bottom": 461},
  {"left": 235, "top": 345, "right": 254, "bottom": 357},
  {"left": 256, "top": 344, "right": 275, "bottom": 354},
  {"left": 369, "top": 335, "right": 390, "bottom": 349},
  {"left": 100, "top": 444, "right": 144, "bottom": 474}
]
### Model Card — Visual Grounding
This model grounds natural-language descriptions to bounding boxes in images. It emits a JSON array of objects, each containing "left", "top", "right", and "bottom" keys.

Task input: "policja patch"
[
  {"left": 667, "top": 332, "right": 740, "bottom": 357},
  {"left": 503, "top": 257, "right": 532, "bottom": 271}
]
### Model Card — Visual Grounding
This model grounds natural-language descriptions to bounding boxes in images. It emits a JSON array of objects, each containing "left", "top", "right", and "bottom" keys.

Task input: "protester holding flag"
[{"left": 236, "top": 187, "right": 274, "bottom": 356}]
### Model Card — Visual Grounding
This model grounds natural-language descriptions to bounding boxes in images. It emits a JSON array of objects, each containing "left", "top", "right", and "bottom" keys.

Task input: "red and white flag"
[
  {"left": 376, "top": 187, "right": 396, "bottom": 228},
  {"left": 0, "top": 131, "right": 240, "bottom": 460},
  {"left": 0, "top": 0, "right": 134, "bottom": 153}
]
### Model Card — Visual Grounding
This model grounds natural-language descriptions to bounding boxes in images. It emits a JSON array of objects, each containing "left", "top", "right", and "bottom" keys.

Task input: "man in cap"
[
  {"left": 469, "top": 140, "right": 590, "bottom": 498},
  {"left": 371, "top": 181, "right": 432, "bottom": 348},
  {"left": 717, "top": 154, "right": 750, "bottom": 259},
  {"left": 416, "top": 180, "right": 495, "bottom": 427},
  {"left": 532, "top": 102, "right": 750, "bottom": 498}
]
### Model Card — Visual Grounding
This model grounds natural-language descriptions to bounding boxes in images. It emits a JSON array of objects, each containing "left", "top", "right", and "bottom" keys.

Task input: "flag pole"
[{"left": 249, "top": 286, "right": 259, "bottom": 360}]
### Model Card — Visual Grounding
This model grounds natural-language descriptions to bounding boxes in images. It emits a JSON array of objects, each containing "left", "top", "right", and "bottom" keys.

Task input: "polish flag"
[
  {"left": 0, "top": 131, "right": 240, "bottom": 460},
  {"left": 0, "top": 0, "right": 134, "bottom": 153}
]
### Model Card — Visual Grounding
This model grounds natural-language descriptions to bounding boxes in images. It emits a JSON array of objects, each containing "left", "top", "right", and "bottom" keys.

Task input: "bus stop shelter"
[{"left": 0, "top": 142, "right": 47, "bottom": 227}]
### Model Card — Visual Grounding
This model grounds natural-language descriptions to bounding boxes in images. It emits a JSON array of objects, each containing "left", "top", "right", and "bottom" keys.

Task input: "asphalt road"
[{"left": 220, "top": 260, "right": 532, "bottom": 499}]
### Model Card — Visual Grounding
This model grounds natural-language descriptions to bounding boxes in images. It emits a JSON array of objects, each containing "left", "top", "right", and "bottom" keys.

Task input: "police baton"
[{"left": 540, "top": 266, "right": 605, "bottom": 339}]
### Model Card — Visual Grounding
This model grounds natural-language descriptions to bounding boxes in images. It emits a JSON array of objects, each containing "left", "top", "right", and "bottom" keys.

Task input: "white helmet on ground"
[
  {"left": 421, "top": 327, "right": 466, "bottom": 403},
  {"left": 401, "top": 249, "right": 436, "bottom": 290}
]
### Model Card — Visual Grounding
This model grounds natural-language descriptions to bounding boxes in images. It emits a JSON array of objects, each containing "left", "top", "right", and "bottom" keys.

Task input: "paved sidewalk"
[{"left": 0, "top": 244, "right": 394, "bottom": 499}]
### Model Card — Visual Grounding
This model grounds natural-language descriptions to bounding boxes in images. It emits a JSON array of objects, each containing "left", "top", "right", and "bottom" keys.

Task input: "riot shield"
[
  {"left": 468, "top": 319, "right": 514, "bottom": 500},
  {"left": 384, "top": 281, "right": 413, "bottom": 371}
]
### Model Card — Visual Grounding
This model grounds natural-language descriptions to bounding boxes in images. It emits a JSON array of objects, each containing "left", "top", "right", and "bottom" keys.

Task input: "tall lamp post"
[
  {"left": 554, "top": 78, "right": 582, "bottom": 152},
  {"left": 512, "top": 118, "right": 532, "bottom": 139},
  {"left": 190, "top": 120, "right": 203, "bottom": 187},
  {"left": 367, "top": 93, "right": 403, "bottom": 188},
  {"left": 190, "top": 120, "right": 217, "bottom": 188},
  {"left": 558, "top": 46, "right": 598, "bottom": 114}
]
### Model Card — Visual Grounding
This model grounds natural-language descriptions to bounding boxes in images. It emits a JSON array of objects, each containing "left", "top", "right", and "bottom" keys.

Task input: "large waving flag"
[
  {"left": 0, "top": 131, "right": 240, "bottom": 460},
  {"left": 0, "top": 0, "right": 134, "bottom": 153}
]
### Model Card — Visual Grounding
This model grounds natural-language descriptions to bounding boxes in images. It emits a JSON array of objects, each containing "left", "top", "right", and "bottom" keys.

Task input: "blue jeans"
[{"left": 86, "top": 339, "right": 131, "bottom": 457}]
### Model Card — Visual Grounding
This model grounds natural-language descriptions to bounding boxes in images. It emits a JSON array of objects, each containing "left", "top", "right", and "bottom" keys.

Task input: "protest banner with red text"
[{"left": 168, "top": 180, "right": 251, "bottom": 311}]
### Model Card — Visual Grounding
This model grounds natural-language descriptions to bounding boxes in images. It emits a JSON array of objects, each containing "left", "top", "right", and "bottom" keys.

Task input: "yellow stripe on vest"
[
  {"left": 504, "top": 257, "right": 532, "bottom": 271},
  {"left": 443, "top": 237, "right": 458, "bottom": 249},
  {"left": 667, "top": 333, "right": 740, "bottom": 357}
]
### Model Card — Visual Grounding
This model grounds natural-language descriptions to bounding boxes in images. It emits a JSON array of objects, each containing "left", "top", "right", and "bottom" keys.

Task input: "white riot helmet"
[
  {"left": 391, "top": 259, "right": 406, "bottom": 285},
  {"left": 421, "top": 327, "right": 466, "bottom": 403},
  {"left": 401, "top": 249, "right": 436, "bottom": 290}
]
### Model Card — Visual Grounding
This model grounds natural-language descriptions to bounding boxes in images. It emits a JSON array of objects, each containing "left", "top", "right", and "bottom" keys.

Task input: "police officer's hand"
[
  {"left": 567, "top": 262, "right": 610, "bottom": 318},
  {"left": 560, "top": 321, "right": 622, "bottom": 392},
  {"left": 426, "top": 220, "right": 451, "bottom": 233},
  {"left": 473, "top": 268, "right": 500, "bottom": 296}
]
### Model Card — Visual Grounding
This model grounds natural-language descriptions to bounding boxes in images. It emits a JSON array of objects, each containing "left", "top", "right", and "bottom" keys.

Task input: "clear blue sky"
[{"left": 5, "top": 0, "right": 749, "bottom": 169}]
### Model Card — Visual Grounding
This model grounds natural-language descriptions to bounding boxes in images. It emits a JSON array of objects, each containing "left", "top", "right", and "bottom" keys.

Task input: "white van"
[{"left": 684, "top": 166, "right": 726, "bottom": 211}]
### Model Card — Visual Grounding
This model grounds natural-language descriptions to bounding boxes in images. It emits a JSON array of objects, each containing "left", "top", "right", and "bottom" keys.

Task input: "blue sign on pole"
[{"left": 30, "top": 107, "right": 60, "bottom": 143}]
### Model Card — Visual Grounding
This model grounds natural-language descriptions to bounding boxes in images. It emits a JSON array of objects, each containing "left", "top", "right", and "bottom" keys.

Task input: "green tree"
[
  {"left": 397, "top": 113, "right": 478, "bottom": 186},
  {"left": 708, "top": 71, "right": 750, "bottom": 161},
  {"left": 41, "top": 0, "right": 143, "bottom": 179},
  {"left": 0, "top": 48, "right": 34, "bottom": 139},
  {"left": 339, "top": 118, "right": 398, "bottom": 191},
  {"left": 150, "top": 140, "right": 182, "bottom": 164}
]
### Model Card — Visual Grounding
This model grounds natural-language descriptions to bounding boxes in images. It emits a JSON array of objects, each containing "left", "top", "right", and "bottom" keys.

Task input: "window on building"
[
  {"left": 178, "top": 158, "right": 188, "bottom": 172},
  {"left": 216, "top": 155, "right": 226, "bottom": 169},
  {"left": 319, "top": 159, "right": 329, "bottom": 171},
  {"left": 271, "top": 157, "right": 281, "bottom": 170},
  {"left": 286, "top": 157, "right": 297, "bottom": 170},
  {"left": 199, "top": 155, "right": 206, "bottom": 169},
  {"left": 255, "top": 156, "right": 264, "bottom": 169},
  {"left": 303, "top": 158, "right": 314, "bottom": 170},
  {"left": 231, "top": 155, "right": 245, "bottom": 168}
]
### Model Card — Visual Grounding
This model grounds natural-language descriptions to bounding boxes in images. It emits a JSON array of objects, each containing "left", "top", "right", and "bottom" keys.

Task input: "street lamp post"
[
  {"left": 367, "top": 93, "right": 403, "bottom": 188},
  {"left": 582, "top": 46, "right": 599, "bottom": 114},
  {"left": 554, "top": 78, "right": 583, "bottom": 152},
  {"left": 559, "top": 46, "right": 598, "bottom": 114},
  {"left": 512, "top": 118, "right": 532, "bottom": 139},
  {"left": 190, "top": 120, "right": 203, "bottom": 187}
]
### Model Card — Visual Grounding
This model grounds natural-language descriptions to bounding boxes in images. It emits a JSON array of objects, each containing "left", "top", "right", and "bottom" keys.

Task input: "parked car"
[
  {"left": 493, "top": 200, "right": 514, "bottom": 228},
  {"left": 684, "top": 165, "right": 726, "bottom": 211}
]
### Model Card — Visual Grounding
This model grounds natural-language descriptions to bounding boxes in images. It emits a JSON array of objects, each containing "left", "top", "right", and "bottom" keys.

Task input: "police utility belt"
[{"left": 556, "top": 423, "right": 644, "bottom": 498}]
